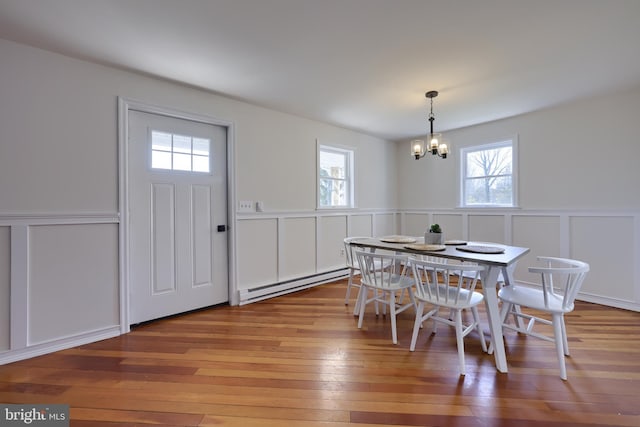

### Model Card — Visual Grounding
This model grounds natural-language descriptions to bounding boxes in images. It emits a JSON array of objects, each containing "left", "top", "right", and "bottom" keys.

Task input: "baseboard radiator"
[{"left": 238, "top": 268, "right": 349, "bottom": 305}]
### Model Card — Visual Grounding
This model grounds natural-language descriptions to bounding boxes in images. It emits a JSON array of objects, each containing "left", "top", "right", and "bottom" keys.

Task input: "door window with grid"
[{"left": 151, "top": 130, "right": 211, "bottom": 173}]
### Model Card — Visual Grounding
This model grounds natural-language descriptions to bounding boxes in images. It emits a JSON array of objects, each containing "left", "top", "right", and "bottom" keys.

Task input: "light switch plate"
[{"left": 238, "top": 200, "right": 254, "bottom": 212}]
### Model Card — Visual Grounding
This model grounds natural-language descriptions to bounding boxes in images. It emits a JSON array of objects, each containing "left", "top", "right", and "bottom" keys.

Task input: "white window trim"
[
  {"left": 316, "top": 140, "right": 355, "bottom": 210},
  {"left": 459, "top": 135, "right": 519, "bottom": 208}
]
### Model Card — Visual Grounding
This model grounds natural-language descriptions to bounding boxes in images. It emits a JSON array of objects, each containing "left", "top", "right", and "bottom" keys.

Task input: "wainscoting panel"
[
  {"left": 0, "top": 226, "right": 9, "bottom": 351},
  {"left": 403, "top": 213, "right": 429, "bottom": 237},
  {"left": 373, "top": 213, "right": 397, "bottom": 237},
  {"left": 317, "top": 215, "right": 347, "bottom": 271},
  {"left": 433, "top": 213, "right": 464, "bottom": 241},
  {"left": 236, "top": 218, "right": 278, "bottom": 290},
  {"left": 0, "top": 213, "right": 121, "bottom": 365},
  {"left": 349, "top": 214, "right": 373, "bottom": 237},
  {"left": 28, "top": 223, "right": 119, "bottom": 345},
  {"left": 468, "top": 214, "right": 505, "bottom": 243},
  {"left": 279, "top": 217, "right": 317, "bottom": 282},
  {"left": 570, "top": 216, "right": 635, "bottom": 302},
  {"left": 512, "top": 215, "right": 562, "bottom": 282}
]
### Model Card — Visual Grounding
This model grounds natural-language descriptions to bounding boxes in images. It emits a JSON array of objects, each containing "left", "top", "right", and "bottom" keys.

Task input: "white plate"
[
  {"left": 404, "top": 244, "right": 446, "bottom": 252},
  {"left": 456, "top": 245, "right": 505, "bottom": 254},
  {"left": 379, "top": 236, "right": 417, "bottom": 243}
]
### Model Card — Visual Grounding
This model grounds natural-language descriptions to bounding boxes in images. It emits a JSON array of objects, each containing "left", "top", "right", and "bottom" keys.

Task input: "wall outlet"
[
  {"left": 340, "top": 248, "right": 345, "bottom": 257},
  {"left": 238, "top": 200, "right": 254, "bottom": 212}
]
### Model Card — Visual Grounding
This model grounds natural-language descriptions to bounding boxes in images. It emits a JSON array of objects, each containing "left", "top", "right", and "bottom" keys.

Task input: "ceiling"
[{"left": 1, "top": 0, "right": 640, "bottom": 142}]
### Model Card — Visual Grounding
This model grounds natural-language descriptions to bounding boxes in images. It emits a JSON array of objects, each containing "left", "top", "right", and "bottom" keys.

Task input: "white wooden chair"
[
  {"left": 355, "top": 250, "right": 416, "bottom": 345},
  {"left": 409, "top": 257, "right": 487, "bottom": 376},
  {"left": 496, "top": 256, "right": 590, "bottom": 380},
  {"left": 344, "top": 237, "right": 392, "bottom": 314}
]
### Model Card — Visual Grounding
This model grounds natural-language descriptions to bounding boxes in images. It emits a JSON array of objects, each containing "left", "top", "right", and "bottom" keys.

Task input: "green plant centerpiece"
[{"left": 425, "top": 223, "right": 444, "bottom": 244}]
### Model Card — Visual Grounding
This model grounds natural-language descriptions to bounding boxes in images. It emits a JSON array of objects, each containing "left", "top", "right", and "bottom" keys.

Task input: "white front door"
[{"left": 128, "top": 110, "right": 228, "bottom": 324}]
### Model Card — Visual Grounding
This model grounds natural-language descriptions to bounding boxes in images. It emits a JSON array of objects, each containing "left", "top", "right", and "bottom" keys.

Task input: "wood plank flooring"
[{"left": 1, "top": 279, "right": 639, "bottom": 426}]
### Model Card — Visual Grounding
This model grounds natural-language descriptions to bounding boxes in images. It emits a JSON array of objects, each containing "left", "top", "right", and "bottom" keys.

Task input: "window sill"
[
  {"left": 457, "top": 205, "right": 521, "bottom": 210},
  {"left": 316, "top": 206, "right": 356, "bottom": 211}
]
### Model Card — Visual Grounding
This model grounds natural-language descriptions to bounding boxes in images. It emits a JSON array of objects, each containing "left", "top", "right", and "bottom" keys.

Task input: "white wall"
[
  {"left": 0, "top": 39, "right": 398, "bottom": 363},
  {"left": 397, "top": 86, "right": 640, "bottom": 311}
]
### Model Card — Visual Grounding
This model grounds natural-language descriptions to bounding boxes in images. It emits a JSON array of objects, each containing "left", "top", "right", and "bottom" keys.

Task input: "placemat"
[
  {"left": 380, "top": 236, "right": 417, "bottom": 243},
  {"left": 404, "top": 244, "right": 446, "bottom": 252},
  {"left": 444, "top": 240, "right": 467, "bottom": 246},
  {"left": 456, "top": 245, "right": 505, "bottom": 254}
]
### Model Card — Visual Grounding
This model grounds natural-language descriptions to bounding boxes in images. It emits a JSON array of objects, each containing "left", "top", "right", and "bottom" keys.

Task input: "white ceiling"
[{"left": 1, "top": 0, "right": 640, "bottom": 141}]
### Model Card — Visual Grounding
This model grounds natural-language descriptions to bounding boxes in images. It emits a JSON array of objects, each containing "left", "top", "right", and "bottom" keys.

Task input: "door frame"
[{"left": 117, "top": 97, "right": 238, "bottom": 333}]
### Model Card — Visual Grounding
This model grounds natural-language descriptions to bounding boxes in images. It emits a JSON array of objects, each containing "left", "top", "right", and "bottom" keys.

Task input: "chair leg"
[
  {"left": 344, "top": 270, "right": 354, "bottom": 305},
  {"left": 512, "top": 304, "right": 525, "bottom": 329},
  {"left": 353, "top": 285, "right": 363, "bottom": 316},
  {"left": 560, "top": 316, "right": 570, "bottom": 356},
  {"left": 410, "top": 302, "right": 425, "bottom": 351},
  {"left": 357, "top": 286, "right": 368, "bottom": 329},
  {"left": 390, "top": 291, "right": 398, "bottom": 344},
  {"left": 552, "top": 313, "right": 568, "bottom": 380},
  {"left": 353, "top": 288, "right": 361, "bottom": 315},
  {"left": 454, "top": 310, "right": 466, "bottom": 376},
  {"left": 398, "top": 288, "right": 406, "bottom": 304},
  {"left": 432, "top": 307, "right": 439, "bottom": 334},
  {"left": 407, "top": 288, "right": 418, "bottom": 313},
  {"left": 499, "top": 301, "right": 512, "bottom": 327}
]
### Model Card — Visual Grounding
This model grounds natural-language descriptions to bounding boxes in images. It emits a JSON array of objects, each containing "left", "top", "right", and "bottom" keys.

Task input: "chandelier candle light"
[{"left": 411, "top": 90, "right": 449, "bottom": 160}]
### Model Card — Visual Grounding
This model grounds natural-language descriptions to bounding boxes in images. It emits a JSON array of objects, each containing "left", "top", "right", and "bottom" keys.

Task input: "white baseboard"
[
  {"left": 0, "top": 326, "right": 121, "bottom": 365},
  {"left": 576, "top": 293, "right": 639, "bottom": 312}
]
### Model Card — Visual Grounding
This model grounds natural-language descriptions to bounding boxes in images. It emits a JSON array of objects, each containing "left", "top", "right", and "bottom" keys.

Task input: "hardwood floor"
[{"left": 1, "top": 279, "right": 639, "bottom": 426}]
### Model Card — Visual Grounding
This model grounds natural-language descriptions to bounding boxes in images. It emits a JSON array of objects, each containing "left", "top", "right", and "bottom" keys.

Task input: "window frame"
[
  {"left": 317, "top": 142, "right": 355, "bottom": 210},
  {"left": 459, "top": 136, "right": 519, "bottom": 208}
]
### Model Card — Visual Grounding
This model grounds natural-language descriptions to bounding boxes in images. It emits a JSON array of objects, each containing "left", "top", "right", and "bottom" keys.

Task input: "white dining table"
[{"left": 349, "top": 236, "right": 530, "bottom": 373}]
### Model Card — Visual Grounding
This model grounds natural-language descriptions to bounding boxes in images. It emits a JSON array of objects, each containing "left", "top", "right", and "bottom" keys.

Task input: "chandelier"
[{"left": 411, "top": 90, "right": 448, "bottom": 160}]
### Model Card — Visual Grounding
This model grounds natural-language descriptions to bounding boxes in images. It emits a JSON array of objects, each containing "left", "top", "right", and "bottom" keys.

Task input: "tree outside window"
[{"left": 461, "top": 139, "right": 516, "bottom": 207}]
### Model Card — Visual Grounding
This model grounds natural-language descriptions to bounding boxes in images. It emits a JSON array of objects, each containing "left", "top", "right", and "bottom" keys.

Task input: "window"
[
  {"left": 318, "top": 144, "right": 354, "bottom": 208},
  {"left": 460, "top": 138, "right": 517, "bottom": 207},
  {"left": 151, "top": 130, "right": 210, "bottom": 173}
]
